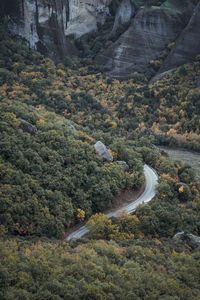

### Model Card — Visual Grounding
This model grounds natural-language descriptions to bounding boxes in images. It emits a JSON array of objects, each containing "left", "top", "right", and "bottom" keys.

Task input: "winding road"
[{"left": 66, "top": 164, "right": 158, "bottom": 241}]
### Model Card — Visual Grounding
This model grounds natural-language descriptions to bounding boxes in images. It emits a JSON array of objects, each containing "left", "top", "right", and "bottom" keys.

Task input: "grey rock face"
[
  {"left": 116, "top": 160, "right": 129, "bottom": 172},
  {"left": 173, "top": 232, "right": 200, "bottom": 249},
  {"left": 8, "top": 0, "right": 39, "bottom": 49},
  {"left": 159, "top": 2, "right": 200, "bottom": 74},
  {"left": 186, "top": 234, "right": 200, "bottom": 249},
  {"left": 94, "top": 141, "right": 113, "bottom": 162},
  {"left": 96, "top": 7, "right": 185, "bottom": 78},
  {"left": 110, "top": 0, "right": 134, "bottom": 38},
  {"left": 5, "top": 0, "right": 111, "bottom": 60},
  {"left": 65, "top": 0, "right": 111, "bottom": 39},
  {"left": 19, "top": 119, "right": 38, "bottom": 135},
  {"left": 7, "top": 0, "right": 73, "bottom": 61}
]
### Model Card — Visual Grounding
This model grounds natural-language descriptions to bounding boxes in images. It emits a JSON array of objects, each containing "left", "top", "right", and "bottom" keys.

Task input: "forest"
[{"left": 0, "top": 5, "right": 200, "bottom": 298}]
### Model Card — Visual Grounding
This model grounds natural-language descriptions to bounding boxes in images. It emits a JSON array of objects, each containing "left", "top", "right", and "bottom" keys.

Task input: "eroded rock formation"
[
  {"left": 96, "top": 7, "right": 185, "bottom": 78},
  {"left": 2, "top": 0, "right": 111, "bottom": 61},
  {"left": 65, "top": 0, "right": 111, "bottom": 38},
  {"left": 110, "top": 0, "right": 134, "bottom": 38},
  {"left": 158, "top": 2, "right": 200, "bottom": 74},
  {"left": 2, "top": 0, "right": 200, "bottom": 78}
]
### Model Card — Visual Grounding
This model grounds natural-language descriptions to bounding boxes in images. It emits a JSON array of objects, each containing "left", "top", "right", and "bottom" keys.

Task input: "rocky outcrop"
[
  {"left": 3, "top": 0, "right": 111, "bottom": 61},
  {"left": 6, "top": 0, "right": 72, "bottom": 61},
  {"left": 96, "top": 7, "right": 185, "bottom": 78},
  {"left": 116, "top": 161, "right": 129, "bottom": 172},
  {"left": 110, "top": 0, "right": 134, "bottom": 38},
  {"left": 7, "top": 0, "right": 39, "bottom": 49},
  {"left": 174, "top": 232, "right": 200, "bottom": 249},
  {"left": 19, "top": 119, "right": 38, "bottom": 135},
  {"left": 3, "top": 0, "right": 198, "bottom": 73},
  {"left": 65, "top": 0, "right": 111, "bottom": 38},
  {"left": 158, "top": 2, "right": 200, "bottom": 74},
  {"left": 94, "top": 141, "right": 113, "bottom": 162}
]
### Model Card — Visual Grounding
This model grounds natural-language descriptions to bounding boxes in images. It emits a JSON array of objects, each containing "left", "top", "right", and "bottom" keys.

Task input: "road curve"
[{"left": 66, "top": 164, "right": 158, "bottom": 241}]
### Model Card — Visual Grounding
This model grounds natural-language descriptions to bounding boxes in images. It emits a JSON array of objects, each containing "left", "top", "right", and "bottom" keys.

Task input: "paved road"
[{"left": 66, "top": 164, "right": 158, "bottom": 241}]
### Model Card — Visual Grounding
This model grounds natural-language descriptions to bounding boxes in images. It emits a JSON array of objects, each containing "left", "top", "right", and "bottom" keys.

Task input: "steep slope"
[
  {"left": 158, "top": 1, "right": 200, "bottom": 74},
  {"left": 0, "top": 35, "right": 145, "bottom": 238},
  {"left": 96, "top": 6, "right": 185, "bottom": 78}
]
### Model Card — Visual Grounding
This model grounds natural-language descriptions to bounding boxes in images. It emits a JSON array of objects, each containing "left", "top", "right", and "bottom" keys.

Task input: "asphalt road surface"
[{"left": 66, "top": 164, "right": 158, "bottom": 241}]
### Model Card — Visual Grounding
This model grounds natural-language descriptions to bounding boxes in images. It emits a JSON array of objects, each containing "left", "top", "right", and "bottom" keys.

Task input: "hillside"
[
  {"left": 0, "top": 36, "right": 149, "bottom": 239},
  {"left": 0, "top": 1, "right": 200, "bottom": 299},
  {"left": 0, "top": 237, "right": 200, "bottom": 300}
]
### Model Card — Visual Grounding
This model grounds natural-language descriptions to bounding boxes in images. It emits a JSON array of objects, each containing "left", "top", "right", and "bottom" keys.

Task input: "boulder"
[
  {"left": 96, "top": 7, "right": 185, "bottom": 78},
  {"left": 116, "top": 161, "right": 129, "bottom": 172},
  {"left": 186, "top": 234, "right": 200, "bottom": 249},
  {"left": 94, "top": 141, "right": 113, "bottom": 162},
  {"left": 19, "top": 119, "right": 38, "bottom": 135},
  {"left": 173, "top": 231, "right": 185, "bottom": 240},
  {"left": 173, "top": 232, "right": 200, "bottom": 249},
  {"left": 67, "top": 124, "right": 76, "bottom": 131}
]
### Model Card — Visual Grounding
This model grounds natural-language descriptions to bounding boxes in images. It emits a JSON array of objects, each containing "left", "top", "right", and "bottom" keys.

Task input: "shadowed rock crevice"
[{"left": 110, "top": 0, "right": 135, "bottom": 39}]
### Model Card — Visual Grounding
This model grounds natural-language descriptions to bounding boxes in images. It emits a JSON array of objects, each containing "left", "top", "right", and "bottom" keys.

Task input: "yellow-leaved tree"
[{"left": 77, "top": 209, "right": 85, "bottom": 222}]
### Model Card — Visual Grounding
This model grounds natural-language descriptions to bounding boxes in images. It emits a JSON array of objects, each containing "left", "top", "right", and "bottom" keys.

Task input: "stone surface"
[
  {"left": 116, "top": 161, "right": 129, "bottom": 172},
  {"left": 173, "top": 232, "right": 200, "bottom": 249},
  {"left": 65, "top": 0, "right": 111, "bottom": 39},
  {"left": 110, "top": 0, "right": 134, "bottom": 38},
  {"left": 4, "top": 0, "right": 111, "bottom": 60},
  {"left": 7, "top": 0, "right": 39, "bottom": 49},
  {"left": 96, "top": 7, "right": 185, "bottom": 78},
  {"left": 94, "top": 141, "right": 113, "bottom": 162},
  {"left": 7, "top": 0, "right": 73, "bottom": 61},
  {"left": 159, "top": 2, "right": 200, "bottom": 74},
  {"left": 19, "top": 119, "right": 38, "bottom": 135}
]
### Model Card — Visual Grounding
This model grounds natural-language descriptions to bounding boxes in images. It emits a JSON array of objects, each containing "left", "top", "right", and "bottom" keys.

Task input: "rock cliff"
[
  {"left": 3, "top": 0, "right": 72, "bottom": 61},
  {"left": 2, "top": 0, "right": 111, "bottom": 61},
  {"left": 96, "top": 7, "right": 186, "bottom": 78},
  {"left": 2, "top": 0, "right": 200, "bottom": 78},
  {"left": 65, "top": 0, "right": 111, "bottom": 38},
  {"left": 158, "top": 2, "right": 200, "bottom": 74}
]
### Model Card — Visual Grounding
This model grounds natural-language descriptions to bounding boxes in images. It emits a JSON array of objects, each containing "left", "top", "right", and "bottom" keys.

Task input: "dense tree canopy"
[
  {"left": 0, "top": 238, "right": 200, "bottom": 300},
  {"left": 0, "top": 22, "right": 200, "bottom": 300}
]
